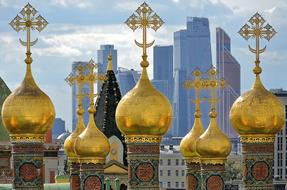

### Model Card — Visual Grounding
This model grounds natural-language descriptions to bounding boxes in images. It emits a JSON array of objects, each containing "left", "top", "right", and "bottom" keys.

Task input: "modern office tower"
[
  {"left": 216, "top": 27, "right": 241, "bottom": 138},
  {"left": 97, "top": 45, "right": 117, "bottom": 92},
  {"left": 116, "top": 67, "right": 140, "bottom": 96},
  {"left": 52, "top": 118, "right": 66, "bottom": 140},
  {"left": 173, "top": 17, "right": 212, "bottom": 137},
  {"left": 271, "top": 89, "right": 287, "bottom": 189},
  {"left": 153, "top": 45, "right": 173, "bottom": 103},
  {"left": 71, "top": 61, "right": 90, "bottom": 131}
]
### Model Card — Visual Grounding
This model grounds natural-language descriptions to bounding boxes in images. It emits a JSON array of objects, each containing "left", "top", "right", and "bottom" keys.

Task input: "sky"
[{"left": 0, "top": 0, "right": 287, "bottom": 131}]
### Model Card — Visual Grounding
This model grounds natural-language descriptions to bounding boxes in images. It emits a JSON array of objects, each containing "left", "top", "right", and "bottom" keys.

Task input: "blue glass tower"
[{"left": 173, "top": 17, "right": 212, "bottom": 137}]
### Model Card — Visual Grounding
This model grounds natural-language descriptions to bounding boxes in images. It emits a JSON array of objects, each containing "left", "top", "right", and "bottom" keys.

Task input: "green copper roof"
[{"left": 0, "top": 77, "right": 11, "bottom": 142}]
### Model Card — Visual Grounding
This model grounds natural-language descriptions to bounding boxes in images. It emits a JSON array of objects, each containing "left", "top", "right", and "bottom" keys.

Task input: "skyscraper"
[
  {"left": 52, "top": 118, "right": 66, "bottom": 140},
  {"left": 173, "top": 17, "right": 212, "bottom": 137},
  {"left": 71, "top": 61, "right": 90, "bottom": 131},
  {"left": 97, "top": 45, "right": 117, "bottom": 92},
  {"left": 153, "top": 45, "right": 173, "bottom": 103},
  {"left": 116, "top": 67, "right": 140, "bottom": 96},
  {"left": 216, "top": 27, "right": 240, "bottom": 138}
]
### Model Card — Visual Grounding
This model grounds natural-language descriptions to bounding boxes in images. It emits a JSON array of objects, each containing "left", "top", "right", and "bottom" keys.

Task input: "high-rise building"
[
  {"left": 216, "top": 27, "right": 241, "bottom": 138},
  {"left": 97, "top": 45, "right": 117, "bottom": 92},
  {"left": 116, "top": 67, "right": 140, "bottom": 96},
  {"left": 71, "top": 61, "right": 90, "bottom": 131},
  {"left": 52, "top": 118, "right": 66, "bottom": 140},
  {"left": 173, "top": 17, "right": 212, "bottom": 137},
  {"left": 153, "top": 45, "right": 173, "bottom": 103},
  {"left": 271, "top": 89, "right": 287, "bottom": 189}
]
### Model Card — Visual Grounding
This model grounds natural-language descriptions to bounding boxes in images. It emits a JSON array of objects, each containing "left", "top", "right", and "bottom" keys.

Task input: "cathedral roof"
[{"left": 94, "top": 55, "right": 127, "bottom": 166}]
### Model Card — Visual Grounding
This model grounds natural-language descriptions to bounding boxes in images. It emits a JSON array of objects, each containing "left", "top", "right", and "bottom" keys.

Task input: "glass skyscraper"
[
  {"left": 153, "top": 45, "right": 173, "bottom": 103},
  {"left": 116, "top": 67, "right": 140, "bottom": 96},
  {"left": 173, "top": 17, "right": 212, "bottom": 137},
  {"left": 216, "top": 27, "right": 240, "bottom": 138}
]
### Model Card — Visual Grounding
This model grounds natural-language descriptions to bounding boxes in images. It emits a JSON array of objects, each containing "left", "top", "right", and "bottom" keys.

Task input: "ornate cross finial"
[
  {"left": 184, "top": 68, "right": 206, "bottom": 118},
  {"left": 238, "top": 12, "right": 276, "bottom": 75},
  {"left": 205, "top": 66, "right": 225, "bottom": 118},
  {"left": 65, "top": 65, "right": 86, "bottom": 116},
  {"left": 125, "top": 2, "right": 164, "bottom": 68},
  {"left": 10, "top": 3, "right": 48, "bottom": 65},
  {"left": 84, "top": 59, "right": 106, "bottom": 114}
]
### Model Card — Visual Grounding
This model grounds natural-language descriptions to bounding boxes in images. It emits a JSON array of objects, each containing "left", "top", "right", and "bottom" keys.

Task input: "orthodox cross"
[
  {"left": 65, "top": 65, "right": 86, "bottom": 115},
  {"left": 205, "top": 67, "right": 225, "bottom": 118},
  {"left": 10, "top": 3, "right": 48, "bottom": 64},
  {"left": 125, "top": 2, "right": 164, "bottom": 67},
  {"left": 184, "top": 69, "right": 206, "bottom": 118},
  {"left": 84, "top": 59, "right": 106, "bottom": 113},
  {"left": 238, "top": 12, "right": 276, "bottom": 75}
]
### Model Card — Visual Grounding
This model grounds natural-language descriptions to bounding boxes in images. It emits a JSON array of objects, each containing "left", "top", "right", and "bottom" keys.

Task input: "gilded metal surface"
[
  {"left": 238, "top": 13, "right": 276, "bottom": 75},
  {"left": 180, "top": 69, "right": 205, "bottom": 161},
  {"left": 10, "top": 134, "right": 45, "bottom": 143},
  {"left": 125, "top": 2, "right": 164, "bottom": 68},
  {"left": 74, "top": 60, "right": 110, "bottom": 164},
  {"left": 116, "top": 3, "right": 172, "bottom": 139},
  {"left": 196, "top": 67, "right": 231, "bottom": 164},
  {"left": 2, "top": 3, "right": 55, "bottom": 136},
  {"left": 116, "top": 68, "right": 172, "bottom": 137},
  {"left": 107, "top": 51, "right": 113, "bottom": 71},
  {"left": 230, "top": 71, "right": 284, "bottom": 136},
  {"left": 240, "top": 135, "right": 275, "bottom": 143},
  {"left": 125, "top": 136, "right": 162, "bottom": 143},
  {"left": 64, "top": 65, "right": 86, "bottom": 160}
]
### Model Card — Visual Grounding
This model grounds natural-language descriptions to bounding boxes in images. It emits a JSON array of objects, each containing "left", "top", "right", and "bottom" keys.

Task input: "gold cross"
[
  {"left": 238, "top": 12, "right": 276, "bottom": 75},
  {"left": 65, "top": 65, "right": 86, "bottom": 115},
  {"left": 125, "top": 2, "right": 164, "bottom": 68},
  {"left": 184, "top": 69, "right": 206, "bottom": 118},
  {"left": 10, "top": 3, "right": 48, "bottom": 64},
  {"left": 204, "top": 67, "right": 225, "bottom": 118},
  {"left": 84, "top": 59, "right": 106, "bottom": 113}
]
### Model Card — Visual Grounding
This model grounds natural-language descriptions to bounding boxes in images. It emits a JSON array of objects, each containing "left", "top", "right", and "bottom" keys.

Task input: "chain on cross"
[
  {"left": 125, "top": 2, "right": 164, "bottom": 67},
  {"left": 10, "top": 3, "right": 48, "bottom": 64},
  {"left": 238, "top": 12, "right": 276, "bottom": 75},
  {"left": 184, "top": 68, "right": 206, "bottom": 118}
]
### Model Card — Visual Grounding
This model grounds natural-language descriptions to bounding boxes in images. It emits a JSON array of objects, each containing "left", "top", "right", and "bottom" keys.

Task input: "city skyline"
[{"left": 0, "top": 0, "right": 286, "bottom": 129}]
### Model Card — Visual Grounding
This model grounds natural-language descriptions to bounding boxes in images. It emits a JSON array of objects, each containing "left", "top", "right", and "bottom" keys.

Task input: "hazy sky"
[{"left": 0, "top": 0, "right": 286, "bottom": 130}]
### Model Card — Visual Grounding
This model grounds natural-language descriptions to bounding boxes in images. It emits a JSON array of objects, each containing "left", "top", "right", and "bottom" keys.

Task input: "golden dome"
[
  {"left": 74, "top": 109, "right": 110, "bottom": 164},
  {"left": 2, "top": 64, "right": 55, "bottom": 135},
  {"left": 115, "top": 67, "right": 172, "bottom": 138},
  {"left": 196, "top": 117, "right": 231, "bottom": 164},
  {"left": 180, "top": 116, "right": 205, "bottom": 162},
  {"left": 64, "top": 109, "right": 85, "bottom": 161},
  {"left": 230, "top": 76, "right": 284, "bottom": 137}
]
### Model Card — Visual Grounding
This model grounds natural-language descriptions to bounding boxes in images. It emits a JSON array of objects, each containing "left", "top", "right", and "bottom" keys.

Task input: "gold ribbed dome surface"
[
  {"left": 196, "top": 118, "right": 231, "bottom": 163},
  {"left": 2, "top": 64, "right": 55, "bottom": 134},
  {"left": 74, "top": 114, "right": 110, "bottom": 164},
  {"left": 180, "top": 117, "right": 204, "bottom": 159},
  {"left": 64, "top": 110, "right": 85, "bottom": 159},
  {"left": 230, "top": 76, "right": 284, "bottom": 136},
  {"left": 115, "top": 68, "right": 172, "bottom": 137}
]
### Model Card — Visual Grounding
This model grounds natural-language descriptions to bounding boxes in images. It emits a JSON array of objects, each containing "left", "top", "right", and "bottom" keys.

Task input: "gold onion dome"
[
  {"left": 64, "top": 108, "right": 85, "bottom": 160},
  {"left": 2, "top": 3, "right": 55, "bottom": 136},
  {"left": 230, "top": 13, "right": 284, "bottom": 139},
  {"left": 230, "top": 76, "right": 284, "bottom": 136},
  {"left": 2, "top": 65, "right": 55, "bottom": 135},
  {"left": 116, "top": 68, "right": 172, "bottom": 137},
  {"left": 115, "top": 2, "right": 172, "bottom": 139},
  {"left": 180, "top": 115, "right": 205, "bottom": 161},
  {"left": 196, "top": 115, "right": 231, "bottom": 164},
  {"left": 74, "top": 107, "right": 110, "bottom": 163}
]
